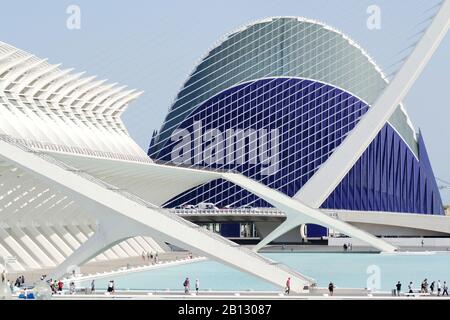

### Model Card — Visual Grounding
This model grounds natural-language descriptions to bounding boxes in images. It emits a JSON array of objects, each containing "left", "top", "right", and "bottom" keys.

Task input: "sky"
[{"left": 1, "top": 0, "right": 449, "bottom": 202}]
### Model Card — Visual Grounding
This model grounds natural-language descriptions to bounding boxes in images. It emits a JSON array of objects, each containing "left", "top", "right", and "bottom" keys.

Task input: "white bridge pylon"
[{"left": 256, "top": 0, "right": 450, "bottom": 252}]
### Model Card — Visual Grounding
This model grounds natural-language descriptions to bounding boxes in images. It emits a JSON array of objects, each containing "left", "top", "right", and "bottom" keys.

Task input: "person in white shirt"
[
  {"left": 437, "top": 280, "right": 442, "bottom": 296},
  {"left": 195, "top": 279, "right": 200, "bottom": 294}
]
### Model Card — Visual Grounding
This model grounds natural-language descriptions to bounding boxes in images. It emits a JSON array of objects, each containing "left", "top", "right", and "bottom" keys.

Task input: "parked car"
[{"left": 197, "top": 202, "right": 219, "bottom": 210}]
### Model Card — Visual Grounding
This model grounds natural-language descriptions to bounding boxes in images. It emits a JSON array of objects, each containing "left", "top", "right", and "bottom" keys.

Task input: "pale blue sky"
[{"left": 1, "top": 0, "right": 449, "bottom": 202}]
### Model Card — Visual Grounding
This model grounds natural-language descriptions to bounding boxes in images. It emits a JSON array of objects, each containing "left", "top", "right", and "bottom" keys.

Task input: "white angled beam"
[
  {"left": 102, "top": 89, "right": 134, "bottom": 112},
  {"left": 25, "top": 225, "right": 66, "bottom": 263},
  {"left": 51, "top": 74, "right": 93, "bottom": 103},
  {"left": 9, "top": 226, "right": 56, "bottom": 267},
  {"left": 64, "top": 79, "right": 106, "bottom": 106},
  {"left": 14, "top": 63, "right": 61, "bottom": 94},
  {"left": 0, "top": 58, "right": 47, "bottom": 91},
  {"left": 89, "top": 83, "right": 121, "bottom": 107},
  {"left": 80, "top": 83, "right": 116, "bottom": 107},
  {"left": 0, "top": 54, "right": 33, "bottom": 77},
  {"left": 108, "top": 90, "right": 144, "bottom": 115},
  {"left": 39, "top": 70, "right": 85, "bottom": 100},
  {"left": 222, "top": 173, "right": 397, "bottom": 252},
  {"left": 29, "top": 68, "right": 74, "bottom": 97},
  {"left": 259, "top": 0, "right": 450, "bottom": 251},
  {"left": 0, "top": 50, "right": 19, "bottom": 63},
  {"left": 295, "top": 0, "right": 450, "bottom": 207}
]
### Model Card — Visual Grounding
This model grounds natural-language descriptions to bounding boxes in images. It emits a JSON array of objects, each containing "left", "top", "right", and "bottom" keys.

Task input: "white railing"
[
  {"left": 169, "top": 208, "right": 286, "bottom": 216},
  {"left": 0, "top": 135, "right": 152, "bottom": 163}
]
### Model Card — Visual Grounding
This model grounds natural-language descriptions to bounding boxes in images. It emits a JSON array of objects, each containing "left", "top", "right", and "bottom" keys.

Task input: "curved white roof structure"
[{"left": 0, "top": 41, "right": 147, "bottom": 162}]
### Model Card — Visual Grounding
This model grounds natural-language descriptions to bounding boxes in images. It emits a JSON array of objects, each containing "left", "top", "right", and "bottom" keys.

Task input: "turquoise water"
[{"left": 81, "top": 252, "right": 450, "bottom": 292}]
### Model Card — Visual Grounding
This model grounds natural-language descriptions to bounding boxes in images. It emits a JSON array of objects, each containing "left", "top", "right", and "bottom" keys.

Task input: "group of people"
[
  {"left": 13, "top": 275, "right": 25, "bottom": 288},
  {"left": 48, "top": 279, "right": 65, "bottom": 294},
  {"left": 343, "top": 243, "right": 353, "bottom": 251},
  {"left": 395, "top": 279, "right": 449, "bottom": 296},
  {"left": 285, "top": 277, "right": 335, "bottom": 296},
  {"left": 183, "top": 277, "right": 200, "bottom": 294},
  {"left": 47, "top": 278, "right": 96, "bottom": 295},
  {"left": 141, "top": 251, "right": 158, "bottom": 264},
  {"left": 1, "top": 271, "right": 25, "bottom": 293}
]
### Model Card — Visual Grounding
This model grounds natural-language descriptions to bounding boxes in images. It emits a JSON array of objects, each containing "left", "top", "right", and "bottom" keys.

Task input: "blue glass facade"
[{"left": 150, "top": 78, "right": 444, "bottom": 217}]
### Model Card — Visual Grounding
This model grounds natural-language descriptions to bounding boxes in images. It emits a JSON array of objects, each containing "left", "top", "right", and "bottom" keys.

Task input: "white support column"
[
  {"left": 25, "top": 225, "right": 65, "bottom": 263},
  {"left": 9, "top": 226, "right": 55, "bottom": 267},
  {"left": 78, "top": 224, "right": 113, "bottom": 260},
  {"left": 47, "top": 225, "right": 120, "bottom": 281},
  {"left": 0, "top": 227, "right": 40, "bottom": 269},
  {"left": 38, "top": 225, "right": 73, "bottom": 257}
]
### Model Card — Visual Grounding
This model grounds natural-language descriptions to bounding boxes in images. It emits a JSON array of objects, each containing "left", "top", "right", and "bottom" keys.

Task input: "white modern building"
[{"left": 0, "top": 0, "right": 449, "bottom": 293}]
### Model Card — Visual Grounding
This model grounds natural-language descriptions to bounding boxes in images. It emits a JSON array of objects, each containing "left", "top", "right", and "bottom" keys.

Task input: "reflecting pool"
[{"left": 81, "top": 252, "right": 450, "bottom": 292}]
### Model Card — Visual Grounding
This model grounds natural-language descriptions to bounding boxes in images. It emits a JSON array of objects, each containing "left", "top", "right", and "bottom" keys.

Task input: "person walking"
[
  {"left": 9, "top": 280, "right": 13, "bottom": 293},
  {"left": 53, "top": 279, "right": 58, "bottom": 294},
  {"left": 91, "top": 280, "right": 95, "bottom": 293},
  {"left": 69, "top": 281, "right": 75, "bottom": 294},
  {"left": 395, "top": 281, "right": 401, "bottom": 296},
  {"left": 430, "top": 281, "right": 435, "bottom": 295},
  {"left": 437, "top": 280, "right": 442, "bottom": 296},
  {"left": 183, "top": 277, "right": 190, "bottom": 294},
  {"left": 1, "top": 270, "right": 5, "bottom": 283},
  {"left": 328, "top": 282, "right": 335, "bottom": 296},
  {"left": 57, "top": 279, "right": 64, "bottom": 292},
  {"left": 107, "top": 280, "right": 115, "bottom": 294},
  {"left": 443, "top": 281, "right": 449, "bottom": 296},
  {"left": 195, "top": 279, "right": 200, "bottom": 294},
  {"left": 408, "top": 282, "right": 413, "bottom": 294},
  {"left": 285, "top": 277, "right": 291, "bottom": 295}
]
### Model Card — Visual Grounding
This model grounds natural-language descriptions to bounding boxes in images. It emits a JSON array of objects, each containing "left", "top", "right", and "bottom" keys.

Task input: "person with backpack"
[
  {"left": 430, "top": 281, "right": 435, "bottom": 295},
  {"left": 183, "top": 277, "right": 190, "bottom": 294}
]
